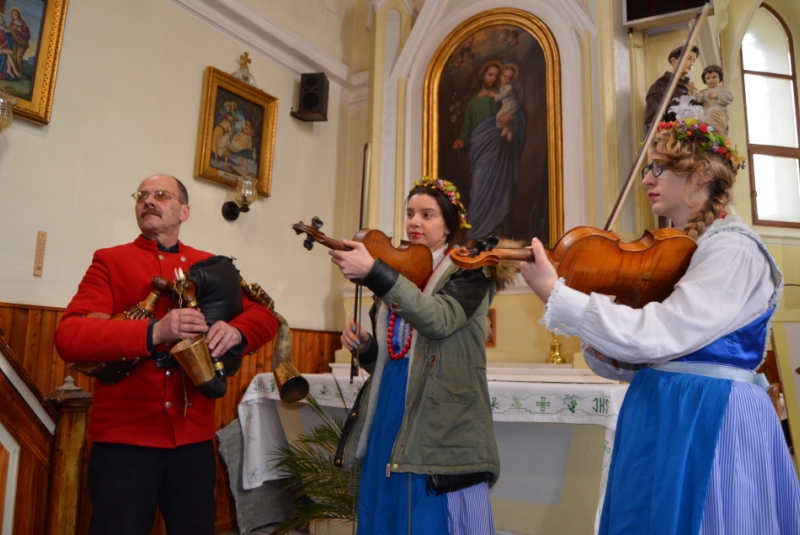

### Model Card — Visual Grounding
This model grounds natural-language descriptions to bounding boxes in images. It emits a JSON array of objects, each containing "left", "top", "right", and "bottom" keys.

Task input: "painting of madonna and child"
[{"left": 434, "top": 22, "right": 555, "bottom": 246}]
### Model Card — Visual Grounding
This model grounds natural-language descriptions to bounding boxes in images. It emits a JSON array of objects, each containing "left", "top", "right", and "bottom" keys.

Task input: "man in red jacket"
[{"left": 55, "top": 173, "right": 277, "bottom": 535}]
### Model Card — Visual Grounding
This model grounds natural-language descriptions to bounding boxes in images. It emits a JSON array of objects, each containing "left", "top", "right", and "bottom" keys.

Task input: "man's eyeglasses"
[
  {"left": 641, "top": 161, "right": 664, "bottom": 180},
  {"left": 132, "top": 190, "right": 184, "bottom": 204}
]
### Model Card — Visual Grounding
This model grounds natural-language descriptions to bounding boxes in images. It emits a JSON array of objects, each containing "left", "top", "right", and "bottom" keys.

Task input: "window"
[{"left": 742, "top": 5, "right": 800, "bottom": 227}]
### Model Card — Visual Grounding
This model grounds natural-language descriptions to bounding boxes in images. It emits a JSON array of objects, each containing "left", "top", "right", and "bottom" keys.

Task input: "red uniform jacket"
[{"left": 55, "top": 235, "right": 277, "bottom": 447}]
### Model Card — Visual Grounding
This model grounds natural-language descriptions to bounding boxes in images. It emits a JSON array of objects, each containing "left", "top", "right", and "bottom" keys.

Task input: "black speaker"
[
  {"left": 292, "top": 72, "right": 329, "bottom": 122},
  {"left": 623, "top": 0, "right": 712, "bottom": 31}
]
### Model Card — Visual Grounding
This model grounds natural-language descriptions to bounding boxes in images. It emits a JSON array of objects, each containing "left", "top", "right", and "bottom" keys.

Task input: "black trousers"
[{"left": 87, "top": 440, "right": 216, "bottom": 535}]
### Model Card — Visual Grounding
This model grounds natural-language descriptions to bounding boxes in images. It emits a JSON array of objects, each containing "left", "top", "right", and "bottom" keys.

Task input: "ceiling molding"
[{"left": 167, "top": 0, "right": 359, "bottom": 88}]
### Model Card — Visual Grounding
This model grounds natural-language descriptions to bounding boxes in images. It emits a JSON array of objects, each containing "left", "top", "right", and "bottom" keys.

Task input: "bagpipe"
[{"left": 71, "top": 256, "right": 309, "bottom": 402}]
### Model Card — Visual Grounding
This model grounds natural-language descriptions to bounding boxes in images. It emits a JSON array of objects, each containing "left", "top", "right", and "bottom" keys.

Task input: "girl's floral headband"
[
  {"left": 656, "top": 118, "right": 746, "bottom": 172},
  {"left": 410, "top": 177, "right": 471, "bottom": 228}
]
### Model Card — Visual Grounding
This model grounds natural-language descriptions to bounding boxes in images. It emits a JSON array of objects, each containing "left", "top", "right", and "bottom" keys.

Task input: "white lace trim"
[{"left": 539, "top": 277, "right": 569, "bottom": 335}]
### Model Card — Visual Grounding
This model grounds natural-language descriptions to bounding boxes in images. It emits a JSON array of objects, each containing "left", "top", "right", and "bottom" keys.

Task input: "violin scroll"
[
  {"left": 301, "top": 216, "right": 324, "bottom": 251},
  {"left": 292, "top": 217, "right": 433, "bottom": 289},
  {"left": 293, "top": 218, "right": 350, "bottom": 252}
]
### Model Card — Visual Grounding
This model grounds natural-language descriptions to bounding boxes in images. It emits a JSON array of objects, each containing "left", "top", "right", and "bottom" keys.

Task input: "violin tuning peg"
[
  {"left": 311, "top": 216, "right": 323, "bottom": 229},
  {"left": 474, "top": 240, "right": 487, "bottom": 254},
  {"left": 303, "top": 236, "right": 314, "bottom": 251},
  {"left": 486, "top": 236, "right": 499, "bottom": 250}
]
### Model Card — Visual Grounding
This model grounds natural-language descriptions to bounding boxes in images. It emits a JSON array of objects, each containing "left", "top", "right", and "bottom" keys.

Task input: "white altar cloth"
[{"left": 238, "top": 371, "right": 628, "bottom": 492}]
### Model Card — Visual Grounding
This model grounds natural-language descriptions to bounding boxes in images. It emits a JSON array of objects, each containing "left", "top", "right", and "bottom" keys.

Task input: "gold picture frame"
[
  {"left": 195, "top": 67, "right": 278, "bottom": 198},
  {"left": 485, "top": 308, "right": 496, "bottom": 348},
  {"left": 5, "top": 0, "right": 70, "bottom": 124},
  {"left": 423, "top": 8, "right": 563, "bottom": 246}
]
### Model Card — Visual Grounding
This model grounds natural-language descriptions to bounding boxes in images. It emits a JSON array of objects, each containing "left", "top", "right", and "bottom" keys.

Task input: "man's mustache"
[{"left": 140, "top": 208, "right": 162, "bottom": 218}]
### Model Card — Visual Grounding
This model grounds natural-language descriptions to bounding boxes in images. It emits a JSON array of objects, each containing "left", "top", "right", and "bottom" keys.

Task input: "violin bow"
[
  {"left": 351, "top": 142, "right": 371, "bottom": 383},
  {"left": 605, "top": 3, "right": 711, "bottom": 231}
]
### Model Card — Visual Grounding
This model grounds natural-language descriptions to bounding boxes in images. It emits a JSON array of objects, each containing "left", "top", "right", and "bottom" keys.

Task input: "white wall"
[{"left": 0, "top": 0, "right": 367, "bottom": 331}]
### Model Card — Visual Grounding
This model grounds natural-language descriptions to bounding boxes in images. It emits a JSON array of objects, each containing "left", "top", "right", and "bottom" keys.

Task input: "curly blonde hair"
[{"left": 648, "top": 129, "right": 736, "bottom": 239}]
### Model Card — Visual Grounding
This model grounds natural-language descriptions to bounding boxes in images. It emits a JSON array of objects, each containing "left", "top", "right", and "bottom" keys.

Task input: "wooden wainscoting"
[{"left": 0, "top": 302, "right": 341, "bottom": 535}]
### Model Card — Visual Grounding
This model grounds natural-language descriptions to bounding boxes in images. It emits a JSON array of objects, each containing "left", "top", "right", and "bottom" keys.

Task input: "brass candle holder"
[{"left": 548, "top": 333, "right": 565, "bottom": 364}]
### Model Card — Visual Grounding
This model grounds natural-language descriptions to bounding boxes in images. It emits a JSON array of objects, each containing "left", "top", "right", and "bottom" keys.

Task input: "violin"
[
  {"left": 293, "top": 216, "right": 433, "bottom": 289},
  {"left": 451, "top": 5, "right": 710, "bottom": 308},
  {"left": 451, "top": 227, "right": 696, "bottom": 308}
]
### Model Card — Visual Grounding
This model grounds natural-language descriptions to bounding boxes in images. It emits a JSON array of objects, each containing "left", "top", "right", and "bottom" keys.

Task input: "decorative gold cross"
[{"left": 238, "top": 52, "right": 251, "bottom": 70}]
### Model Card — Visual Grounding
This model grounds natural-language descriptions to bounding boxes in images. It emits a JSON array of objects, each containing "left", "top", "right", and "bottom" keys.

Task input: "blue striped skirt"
[{"left": 600, "top": 367, "right": 800, "bottom": 534}]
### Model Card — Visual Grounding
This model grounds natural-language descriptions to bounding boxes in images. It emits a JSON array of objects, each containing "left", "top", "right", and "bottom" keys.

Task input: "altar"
[{"left": 237, "top": 368, "right": 628, "bottom": 535}]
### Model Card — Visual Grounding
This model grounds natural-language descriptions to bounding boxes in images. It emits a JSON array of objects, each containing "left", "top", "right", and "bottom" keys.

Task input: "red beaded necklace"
[
  {"left": 386, "top": 247, "right": 450, "bottom": 361},
  {"left": 387, "top": 311, "right": 413, "bottom": 360}
]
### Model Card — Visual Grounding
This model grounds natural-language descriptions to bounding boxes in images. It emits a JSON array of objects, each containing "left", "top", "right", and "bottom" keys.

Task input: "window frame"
[{"left": 742, "top": 4, "right": 800, "bottom": 228}]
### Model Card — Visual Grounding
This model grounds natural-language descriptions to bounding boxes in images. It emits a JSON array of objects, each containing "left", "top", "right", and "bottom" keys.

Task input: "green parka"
[{"left": 334, "top": 253, "right": 512, "bottom": 488}]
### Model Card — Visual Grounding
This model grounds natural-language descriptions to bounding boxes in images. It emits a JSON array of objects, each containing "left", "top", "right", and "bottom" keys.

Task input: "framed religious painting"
[
  {"left": 3, "top": 0, "right": 69, "bottom": 124},
  {"left": 423, "top": 8, "right": 563, "bottom": 246},
  {"left": 195, "top": 66, "right": 278, "bottom": 197}
]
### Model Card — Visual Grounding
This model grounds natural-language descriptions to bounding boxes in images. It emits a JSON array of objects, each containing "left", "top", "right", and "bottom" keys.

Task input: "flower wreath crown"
[
  {"left": 656, "top": 117, "right": 746, "bottom": 172},
  {"left": 410, "top": 177, "right": 471, "bottom": 229}
]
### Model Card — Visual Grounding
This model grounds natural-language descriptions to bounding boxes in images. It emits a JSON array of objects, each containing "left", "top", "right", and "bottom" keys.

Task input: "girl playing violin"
[
  {"left": 330, "top": 177, "right": 516, "bottom": 535},
  {"left": 521, "top": 118, "right": 800, "bottom": 533}
]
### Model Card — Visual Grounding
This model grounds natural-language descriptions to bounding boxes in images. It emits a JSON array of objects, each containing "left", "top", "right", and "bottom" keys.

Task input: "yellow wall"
[
  {"left": 0, "top": 0, "right": 367, "bottom": 332},
  {"left": 1, "top": 1, "right": 796, "bottom": 365},
  {"left": 3, "top": 1, "right": 798, "bottom": 534}
]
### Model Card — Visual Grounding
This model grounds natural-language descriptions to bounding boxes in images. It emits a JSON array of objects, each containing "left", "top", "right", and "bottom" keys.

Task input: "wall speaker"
[
  {"left": 623, "top": 0, "right": 713, "bottom": 32},
  {"left": 292, "top": 72, "right": 329, "bottom": 122}
]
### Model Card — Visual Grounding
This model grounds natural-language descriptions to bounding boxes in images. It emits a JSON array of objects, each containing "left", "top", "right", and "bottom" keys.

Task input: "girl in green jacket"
[{"left": 331, "top": 177, "right": 516, "bottom": 535}]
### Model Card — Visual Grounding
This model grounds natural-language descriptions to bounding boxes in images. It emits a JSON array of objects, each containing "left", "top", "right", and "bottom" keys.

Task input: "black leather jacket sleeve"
[
  {"left": 438, "top": 266, "right": 493, "bottom": 319},
  {"left": 363, "top": 259, "right": 492, "bottom": 321},
  {"left": 361, "top": 259, "right": 398, "bottom": 297}
]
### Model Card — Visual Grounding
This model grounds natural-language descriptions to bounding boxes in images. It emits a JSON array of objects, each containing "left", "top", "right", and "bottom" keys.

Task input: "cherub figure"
[
  {"left": 495, "top": 64, "right": 519, "bottom": 141},
  {"left": 693, "top": 65, "right": 733, "bottom": 135}
]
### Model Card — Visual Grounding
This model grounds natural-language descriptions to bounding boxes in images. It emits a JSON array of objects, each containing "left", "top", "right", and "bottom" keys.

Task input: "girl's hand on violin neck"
[
  {"left": 329, "top": 240, "right": 375, "bottom": 281},
  {"left": 341, "top": 317, "right": 369, "bottom": 351},
  {"left": 520, "top": 238, "right": 558, "bottom": 302}
]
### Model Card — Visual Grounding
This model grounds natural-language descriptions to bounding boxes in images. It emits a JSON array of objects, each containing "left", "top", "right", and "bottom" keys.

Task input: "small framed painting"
[{"left": 195, "top": 67, "right": 278, "bottom": 198}]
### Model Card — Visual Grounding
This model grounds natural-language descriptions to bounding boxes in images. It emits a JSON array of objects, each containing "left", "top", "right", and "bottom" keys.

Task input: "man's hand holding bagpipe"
[
  {"left": 152, "top": 308, "right": 208, "bottom": 345},
  {"left": 205, "top": 321, "right": 242, "bottom": 359},
  {"left": 153, "top": 308, "right": 243, "bottom": 359}
]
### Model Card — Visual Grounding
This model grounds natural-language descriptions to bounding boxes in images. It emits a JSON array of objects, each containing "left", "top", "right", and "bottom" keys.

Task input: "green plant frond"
[
  {"left": 305, "top": 394, "right": 344, "bottom": 432},
  {"left": 269, "top": 379, "right": 360, "bottom": 533},
  {"left": 330, "top": 375, "right": 353, "bottom": 412}
]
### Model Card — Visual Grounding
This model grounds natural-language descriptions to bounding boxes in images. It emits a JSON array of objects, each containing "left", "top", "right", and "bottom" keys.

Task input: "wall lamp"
[
  {"left": 0, "top": 91, "right": 17, "bottom": 133},
  {"left": 222, "top": 174, "right": 256, "bottom": 221}
]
